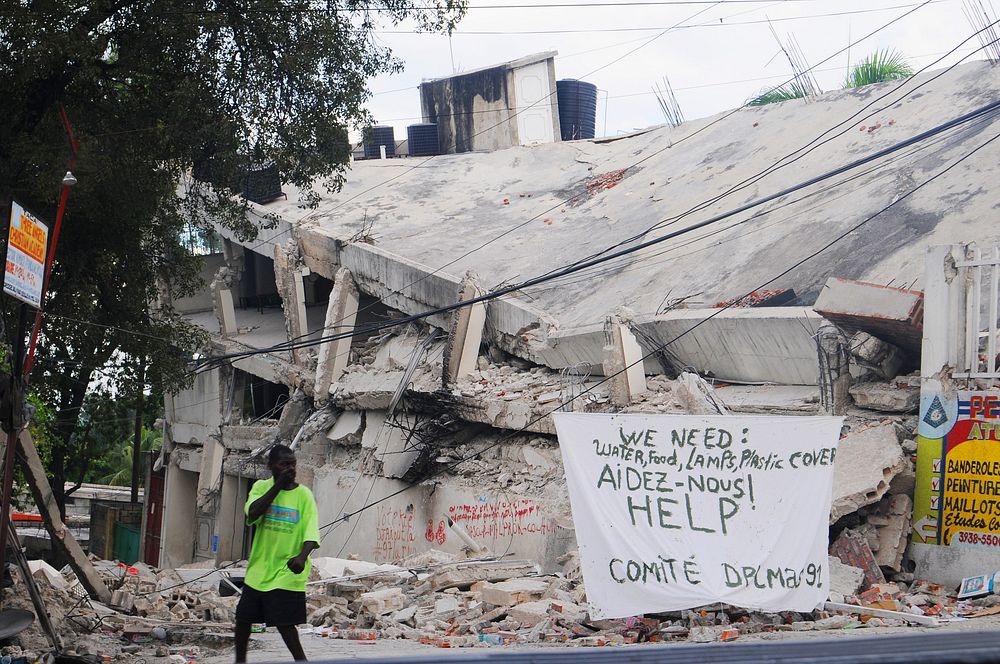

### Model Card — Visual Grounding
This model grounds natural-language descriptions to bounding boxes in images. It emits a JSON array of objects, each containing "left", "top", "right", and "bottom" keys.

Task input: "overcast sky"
[{"left": 360, "top": 0, "right": 988, "bottom": 138}]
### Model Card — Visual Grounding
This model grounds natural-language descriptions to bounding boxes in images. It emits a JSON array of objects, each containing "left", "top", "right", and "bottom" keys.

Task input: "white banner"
[{"left": 553, "top": 412, "right": 843, "bottom": 618}]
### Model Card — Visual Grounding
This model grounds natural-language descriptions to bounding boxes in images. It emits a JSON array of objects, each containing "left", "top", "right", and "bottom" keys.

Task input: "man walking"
[{"left": 235, "top": 444, "right": 320, "bottom": 662}]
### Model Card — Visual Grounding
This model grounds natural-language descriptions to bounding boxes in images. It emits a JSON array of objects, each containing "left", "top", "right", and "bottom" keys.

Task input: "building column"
[
  {"left": 443, "top": 272, "right": 487, "bottom": 385},
  {"left": 603, "top": 315, "right": 647, "bottom": 407},
  {"left": 274, "top": 242, "right": 311, "bottom": 365},
  {"left": 314, "top": 267, "right": 360, "bottom": 404}
]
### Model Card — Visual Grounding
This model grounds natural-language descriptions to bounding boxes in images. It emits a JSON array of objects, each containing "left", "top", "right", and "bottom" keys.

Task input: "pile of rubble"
[
  {"left": 6, "top": 557, "right": 239, "bottom": 662},
  {"left": 10, "top": 544, "right": 1000, "bottom": 662},
  {"left": 293, "top": 546, "right": 998, "bottom": 647}
]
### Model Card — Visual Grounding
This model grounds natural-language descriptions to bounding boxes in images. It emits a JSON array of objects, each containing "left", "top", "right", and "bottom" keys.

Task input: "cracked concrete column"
[
  {"left": 274, "top": 242, "right": 311, "bottom": 366},
  {"left": 211, "top": 240, "right": 244, "bottom": 337},
  {"left": 214, "top": 288, "right": 237, "bottom": 336},
  {"left": 602, "top": 315, "right": 647, "bottom": 407},
  {"left": 817, "top": 323, "right": 852, "bottom": 415},
  {"left": 443, "top": 272, "right": 487, "bottom": 385},
  {"left": 314, "top": 267, "right": 360, "bottom": 404}
]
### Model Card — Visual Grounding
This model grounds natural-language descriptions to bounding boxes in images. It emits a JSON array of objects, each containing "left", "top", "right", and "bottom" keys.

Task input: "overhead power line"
[
  {"left": 531, "top": 16, "right": 998, "bottom": 285},
  {"left": 376, "top": 2, "right": 938, "bottom": 33}
]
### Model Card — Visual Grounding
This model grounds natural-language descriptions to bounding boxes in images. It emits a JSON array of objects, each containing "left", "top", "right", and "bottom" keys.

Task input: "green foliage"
[
  {"left": 98, "top": 426, "right": 163, "bottom": 487},
  {"left": 844, "top": 49, "right": 914, "bottom": 88},
  {"left": 0, "top": 0, "right": 464, "bottom": 510},
  {"left": 746, "top": 82, "right": 808, "bottom": 107}
]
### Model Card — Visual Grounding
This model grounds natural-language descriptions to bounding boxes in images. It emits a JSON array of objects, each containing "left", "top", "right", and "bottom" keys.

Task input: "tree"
[
  {"left": 844, "top": 49, "right": 914, "bottom": 88},
  {"left": 746, "top": 82, "right": 808, "bottom": 107},
  {"left": 98, "top": 426, "right": 162, "bottom": 487},
  {"left": 0, "top": 0, "right": 464, "bottom": 515}
]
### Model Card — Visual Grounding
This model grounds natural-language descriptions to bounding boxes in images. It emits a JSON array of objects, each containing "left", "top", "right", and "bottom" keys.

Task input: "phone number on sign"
[{"left": 957, "top": 531, "right": 1000, "bottom": 547}]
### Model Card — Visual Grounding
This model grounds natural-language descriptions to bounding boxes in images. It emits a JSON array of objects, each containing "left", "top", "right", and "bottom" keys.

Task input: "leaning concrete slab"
[
  {"left": 814, "top": 278, "right": 924, "bottom": 355},
  {"left": 540, "top": 307, "right": 824, "bottom": 385},
  {"left": 830, "top": 423, "right": 908, "bottom": 523},
  {"left": 17, "top": 430, "right": 111, "bottom": 604}
]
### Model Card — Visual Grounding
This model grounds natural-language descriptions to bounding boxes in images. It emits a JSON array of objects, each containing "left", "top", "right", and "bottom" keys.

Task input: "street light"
[{"left": 23, "top": 171, "right": 78, "bottom": 376}]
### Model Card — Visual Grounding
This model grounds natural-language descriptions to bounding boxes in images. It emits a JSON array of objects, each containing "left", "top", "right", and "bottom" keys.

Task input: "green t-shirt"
[{"left": 244, "top": 478, "right": 320, "bottom": 593}]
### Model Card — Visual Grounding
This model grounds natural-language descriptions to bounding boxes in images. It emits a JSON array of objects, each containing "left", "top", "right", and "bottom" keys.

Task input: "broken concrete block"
[
  {"left": 688, "top": 625, "right": 728, "bottom": 643},
  {"left": 848, "top": 332, "right": 905, "bottom": 380},
  {"left": 831, "top": 423, "right": 907, "bottom": 522},
  {"left": 392, "top": 605, "right": 418, "bottom": 624},
  {"left": 828, "top": 556, "right": 865, "bottom": 597},
  {"left": 507, "top": 600, "right": 551, "bottom": 626},
  {"left": 814, "top": 278, "right": 923, "bottom": 354},
  {"left": 326, "top": 410, "right": 363, "bottom": 445},
  {"left": 359, "top": 587, "right": 405, "bottom": 616},
  {"left": 673, "top": 372, "right": 729, "bottom": 415},
  {"left": 480, "top": 578, "right": 549, "bottom": 606},
  {"left": 434, "top": 595, "right": 460, "bottom": 618},
  {"left": 888, "top": 457, "right": 916, "bottom": 496},
  {"left": 428, "top": 561, "right": 538, "bottom": 591},
  {"left": 874, "top": 495, "right": 913, "bottom": 573},
  {"left": 849, "top": 378, "right": 919, "bottom": 413}
]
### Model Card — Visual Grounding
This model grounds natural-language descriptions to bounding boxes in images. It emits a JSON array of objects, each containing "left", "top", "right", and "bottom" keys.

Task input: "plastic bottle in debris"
[
  {"left": 478, "top": 634, "right": 507, "bottom": 646},
  {"left": 250, "top": 623, "right": 266, "bottom": 633}
]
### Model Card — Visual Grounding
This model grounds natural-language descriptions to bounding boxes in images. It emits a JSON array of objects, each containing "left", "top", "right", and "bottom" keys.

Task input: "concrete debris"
[
  {"left": 870, "top": 494, "right": 914, "bottom": 574},
  {"left": 849, "top": 375, "right": 920, "bottom": 413},
  {"left": 16, "top": 536, "right": 995, "bottom": 662},
  {"left": 479, "top": 578, "right": 549, "bottom": 606},
  {"left": 814, "top": 278, "right": 924, "bottom": 355},
  {"left": 830, "top": 422, "right": 908, "bottom": 523},
  {"left": 848, "top": 332, "right": 905, "bottom": 381},
  {"left": 828, "top": 556, "right": 866, "bottom": 598},
  {"left": 672, "top": 372, "right": 729, "bottom": 415}
]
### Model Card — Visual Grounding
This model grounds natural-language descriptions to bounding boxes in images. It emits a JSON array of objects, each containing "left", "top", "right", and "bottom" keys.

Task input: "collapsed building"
[{"left": 156, "top": 58, "right": 1000, "bottom": 596}]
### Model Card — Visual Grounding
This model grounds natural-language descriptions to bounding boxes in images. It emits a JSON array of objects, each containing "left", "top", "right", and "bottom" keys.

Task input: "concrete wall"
[
  {"left": 312, "top": 465, "right": 574, "bottom": 571},
  {"left": 168, "top": 368, "right": 222, "bottom": 446},
  {"left": 174, "top": 253, "right": 225, "bottom": 314},
  {"left": 420, "top": 53, "right": 558, "bottom": 154},
  {"left": 160, "top": 466, "right": 199, "bottom": 568},
  {"left": 421, "top": 64, "right": 515, "bottom": 154}
]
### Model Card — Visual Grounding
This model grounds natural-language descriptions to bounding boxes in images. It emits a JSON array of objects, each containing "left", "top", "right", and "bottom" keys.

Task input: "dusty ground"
[{"left": 199, "top": 613, "right": 1000, "bottom": 663}]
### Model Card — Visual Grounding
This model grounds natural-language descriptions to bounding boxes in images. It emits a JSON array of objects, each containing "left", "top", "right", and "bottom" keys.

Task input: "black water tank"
[
  {"left": 241, "top": 162, "right": 282, "bottom": 204},
  {"left": 363, "top": 126, "right": 396, "bottom": 158},
  {"left": 407, "top": 123, "right": 439, "bottom": 156},
  {"left": 557, "top": 79, "right": 598, "bottom": 141}
]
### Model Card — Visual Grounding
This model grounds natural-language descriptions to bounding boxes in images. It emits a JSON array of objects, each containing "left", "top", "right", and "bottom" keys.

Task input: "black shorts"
[{"left": 235, "top": 584, "right": 306, "bottom": 626}]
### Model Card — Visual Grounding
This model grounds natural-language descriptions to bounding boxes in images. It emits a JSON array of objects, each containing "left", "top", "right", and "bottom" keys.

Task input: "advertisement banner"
[
  {"left": 913, "top": 390, "right": 1000, "bottom": 548},
  {"left": 552, "top": 412, "right": 843, "bottom": 618},
  {"left": 4, "top": 201, "right": 48, "bottom": 308}
]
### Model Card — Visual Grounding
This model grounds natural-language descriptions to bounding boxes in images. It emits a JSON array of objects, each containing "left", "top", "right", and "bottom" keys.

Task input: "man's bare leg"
[
  {"left": 277, "top": 625, "right": 307, "bottom": 661},
  {"left": 235, "top": 621, "right": 252, "bottom": 663}
]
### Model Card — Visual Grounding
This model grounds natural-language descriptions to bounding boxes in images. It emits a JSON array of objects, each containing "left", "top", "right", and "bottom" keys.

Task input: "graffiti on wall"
[
  {"left": 913, "top": 391, "right": 1000, "bottom": 548},
  {"left": 373, "top": 504, "right": 417, "bottom": 562},
  {"left": 448, "top": 498, "right": 555, "bottom": 541},
  {"left": 371, "top": 498, "right": 556, "bottom": 562}
]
